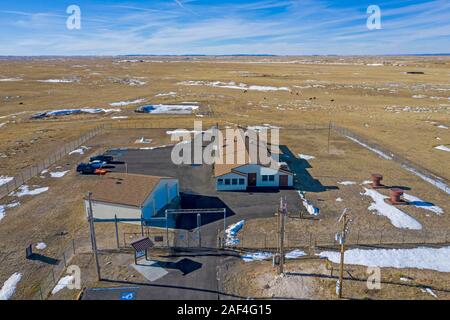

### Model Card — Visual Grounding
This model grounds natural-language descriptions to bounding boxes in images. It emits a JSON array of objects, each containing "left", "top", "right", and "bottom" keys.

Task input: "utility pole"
[
  {"left": 337, "top": 208, "right": 351, "bottom": 299},
  {"left": 278, "top": 197, "right": 287, "bottom": 275},
  {"left": 87, "top": 192, "right": 101, "bottom": 281}
]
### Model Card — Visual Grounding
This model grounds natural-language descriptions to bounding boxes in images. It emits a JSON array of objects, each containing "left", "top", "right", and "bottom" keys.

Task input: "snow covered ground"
[
  {"left": 37, "top": 79, "right": 77, "bottom": 83},
  {"left": 0, "top": 202, "right": 20, "bottom": 221},
  {"left": 11, "top": 185, "right": 49, "bottom": 197},
  {"left": 52, "top": 275, "right": 74, "bottom": 295},
  {"left": 136, "top": 104, "right": 199, "bottom": 114},
  {"left": 402, "top": 193, "right": 444, "bottom": 215},
  {"left": 179, "top": 80, "right": 290, "bottom": 92},
  {"left": 225, "top": 220, "right": 245, "bottom": 246},
  {"left": 241, "top": 249, "right": 306, "bottom": 262},
  {"left": 0, "top": 176, "right": 14, "bottom": 186},
  {"left": 319, "top": 246, "right": 450, "bottom": 272},
  {"left": 33, "top": 108, "right": 120, "bottom": 118},
  {"left": 36, "top": 242, "right": 47, "bottom": 250},
  {"left": 69, "top": 146, "right": 90, "bottom": 155},
  {"left": 338, "top": 181, "right": 357, "bottom": 185},
  {"left": 435, "top": 145, "right": 450, "bottom": 152},
  {"left": 0, "top": 272, "right": 22, "bottom": 300},
  {"left": 361, "top": 188, "right": 422, "bottom": 230},
  {"left": 401, "top": 164, "right": 450, "bottom": 196},
  {"left": 49, "top": 170, "right": 70, "bottom": 178},
  {"left": 346, "top": 136, "right": 393, "bottom": 160},
  {"left": 298, "top": 154, "right": 315, "bottom": 160},
  {"left": 109, "top": 98, "right": 146, "bottom": 107},
  {"left": 297, "top": 191, "right": 319, "bottom": 216},
  {"left": 0, "top": 77, "right": 22, "bottom": 82}
]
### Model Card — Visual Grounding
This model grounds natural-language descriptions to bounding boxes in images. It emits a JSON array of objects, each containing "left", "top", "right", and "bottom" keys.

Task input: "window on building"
[
  {"left": 239, "top": 179, "right": 245, "bottom": 185},
  {"left": 232, "top": 179, "right": 238, "bottom": 185},
  {"left": 262, "top": 175, "right": 268, "bottom": 182},
  {"left": 269, "top": 175, "right": 275, "bottom": 182},
  {"left": 218, "top": 179, "right": 223, "bottom": 185},
  {"left": 225, "top": 179, "right": 231, "bottom": 185}
]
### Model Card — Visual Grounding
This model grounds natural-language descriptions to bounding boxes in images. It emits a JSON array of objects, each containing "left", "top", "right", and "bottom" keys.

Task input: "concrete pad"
[{"left": 131, "top": 260, "right": 169, "bottom": 282}]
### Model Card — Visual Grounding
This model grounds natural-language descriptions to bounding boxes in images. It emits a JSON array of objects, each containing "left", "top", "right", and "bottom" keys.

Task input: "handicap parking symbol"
[{"left": 120, "top": 292, "right": 136, "bottom": 300}]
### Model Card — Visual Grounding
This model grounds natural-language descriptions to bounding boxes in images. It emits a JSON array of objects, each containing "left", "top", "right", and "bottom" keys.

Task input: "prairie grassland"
[{"left": 0, "top": 56, "right": 449, "bottom": 299}]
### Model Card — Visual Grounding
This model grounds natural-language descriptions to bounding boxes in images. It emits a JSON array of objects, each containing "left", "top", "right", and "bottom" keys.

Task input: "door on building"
[
  {"left": 248, "top": 173, "right": 257, "bottom": 187},
  {"left": 279, "top": 175, "right": 288, "bottom": 187}
]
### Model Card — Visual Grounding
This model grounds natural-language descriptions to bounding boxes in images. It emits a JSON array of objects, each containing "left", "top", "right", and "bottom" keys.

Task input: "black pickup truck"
[{"left": 76, "top": 163, "right": 97, "bottom": 174}]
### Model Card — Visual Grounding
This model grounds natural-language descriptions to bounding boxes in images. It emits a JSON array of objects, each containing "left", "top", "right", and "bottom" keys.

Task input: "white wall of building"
[
  {"left": 85, "top": 178, "right": 180, "bottom": 222},
  {"left": 85, "top": 200, "right": 142, "bottom": 224},
  {"left": 216, "top": 172, "right": 247, "bottom": 191},
  {"left": 215, "top": 164, "right": 293, "bottom": 190},
  {"left": 235, "top": 164, "right": 293, "bottom": 187}
]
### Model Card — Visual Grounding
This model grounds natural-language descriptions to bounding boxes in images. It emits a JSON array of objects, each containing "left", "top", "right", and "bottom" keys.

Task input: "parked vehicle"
[
  {"left": 89, "top": 160, "right": 107, "bottom": 169},
  {"left": 77, "top": 163, "right": 108, "bottom": 175},
  {"left": 76, "top": 163, "right": 96, "bottom": 174},
  {"left": 90, "top": 155, "right": 114, "bottom": 163}
]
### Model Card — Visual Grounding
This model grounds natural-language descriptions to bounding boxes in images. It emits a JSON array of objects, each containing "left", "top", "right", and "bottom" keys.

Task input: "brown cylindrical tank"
[
  {"left": 389, "top": 188, "right": 404, "bottom": 204},
  {"left": 371, "top": 174, "right": 383, "bottom": 188}
]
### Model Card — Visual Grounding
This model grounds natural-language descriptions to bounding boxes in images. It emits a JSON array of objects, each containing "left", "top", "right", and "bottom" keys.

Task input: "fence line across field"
[{"left": 228, "top": 228, "right": 450, "bottom": 250}]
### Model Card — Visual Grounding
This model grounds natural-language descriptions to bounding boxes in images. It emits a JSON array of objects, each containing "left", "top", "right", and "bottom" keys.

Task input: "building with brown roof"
[
  {"left": 214, "top": 128, "right": 293, "bottom": 191},
  {"left": 84, "top": 173, "right": 179, "bottom": 223}
]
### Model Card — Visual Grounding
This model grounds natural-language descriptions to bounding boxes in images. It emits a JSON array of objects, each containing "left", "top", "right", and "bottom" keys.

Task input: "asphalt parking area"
[{"left": 106, "top": 147, "right": 301, "bottom": 235}]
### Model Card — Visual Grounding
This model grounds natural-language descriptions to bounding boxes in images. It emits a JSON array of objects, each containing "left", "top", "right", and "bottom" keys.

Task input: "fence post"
[
  {"left": 72, "top": 239, "right": 76, "bottom": 255},
  {"left": 63, "top": 252, "right": 67, "bottom": 267}
]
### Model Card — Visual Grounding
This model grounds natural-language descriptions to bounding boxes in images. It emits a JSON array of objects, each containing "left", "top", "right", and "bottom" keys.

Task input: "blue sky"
[{"left": 0, "top": 0, "right": 449, "bottom": 55}]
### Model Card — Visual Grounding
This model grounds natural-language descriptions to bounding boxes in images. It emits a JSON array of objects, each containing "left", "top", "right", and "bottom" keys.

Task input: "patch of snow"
[
  {"left": 51, "top": 275, "right": 75, "bottom": 295},
  {"left": 225, "top": 220, "right": 245, "bottom": 246},
  {"left": 0, "top": 202, "right": 20, "bottom": 221},
  {"left": 435, "top": 145, "right": 450, "bottom": 152},
  {"left": 298, "top": 154, "right": 315, "bottom": 160},
  {"left": 297, "top": 191, "right": 319, "bottom": 216},
  {"left": 319, "top": 246, "right": 450, "bottom": 272},
  {"left": 0, "top": 176, "right": 14, "bottom": 186},
  {"left": 50, "top": 171, "right": 70, "bottom": 178},
  {"left": 437, "top": 125, "right": 448, "bottom": 129},
  {"left": 36, "top": 242, "right": 47, "bottom": 250},
  {"left": 135, "top": 137, "right": 152, "bottom": 144},
  {"left": 285, "top": 249, "right": 307, "bottom": 259},
  {"left": 361, "top": 188, "right": 422, "bottom": 230},
  {"left": 422, "top": 288, "right": 438, "bottom": 298},
  {"left": 242, "top": 251, "right": 273, "bottom": 262},
  {"left": 338, "top": 181, "right": 356, "bottom": 185},
  {"left": 361, "top": 180, "right": 372, "bottom": 185},
  {"left": 179, "top": 80, "right": 290, "bottom": 92},
  {"left": 37, "top": 79, "right": 76, "bottom": 83},
  {"left": 69, "top": 146, "right": 90, "bottom": 155},
  {"left": 0, "top": 78, "right": 22, "bottom": 82},
  {"left": 0, "top": 272, "right": 22, "bottom": 300},
  {"left": 346, "top": 136, "right": 393, "bottom": 160},
  {"left": 402, "top": 193, "right": 443, "bottom": 215},
  {"left": 155, "top": 92, "right": 177, "bottom": 97},
  {"left": 400, "top": 277, "right": 412, "bottom": 282},
  {"left": 111, "top": 116, "right": 129, "bottom": 120},
  {"left": 109, "top": 98, "right": 146, "bottom": 107},
  {"left": 401, "top": 164, "right": 450, "bottom": 196},
  {"left": 136, "top": 104, "right": 199, "bottom": 114},
  {"left": 336, "top": 198, "right": 343, "bottom": 202},
  {"left": 0, "top": 122, "right": 7, "bottom": 128},
  {"left": 11, "top": 185, "right": 49, "bottom": 197}
]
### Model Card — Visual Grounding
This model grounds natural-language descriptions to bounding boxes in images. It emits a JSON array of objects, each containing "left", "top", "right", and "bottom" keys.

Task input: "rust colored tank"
[
  {"left": 371, "top": 174, "right": 384, "bottom": 189},
  {"left": 389, "top": 188, "right": 406, "bottom": 205}
]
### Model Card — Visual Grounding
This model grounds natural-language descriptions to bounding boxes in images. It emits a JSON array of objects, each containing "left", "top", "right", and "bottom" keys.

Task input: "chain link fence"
[
  {"left": 0, "top": 126, "right": 104, "bottom": 200},
  {"left": 228, "top": 228, "right": 450, "bottom": 250},
  {"left": 31, "top": 239, "right": 79, "bottom": 300},
  {"left": 331, "top": 123, "right": 450, "bottom": 195}
]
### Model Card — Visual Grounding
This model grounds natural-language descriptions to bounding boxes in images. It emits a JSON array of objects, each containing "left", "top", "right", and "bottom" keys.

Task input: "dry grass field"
[{"left": 0, "top": 56, "right": 449, "bottom": 299}]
